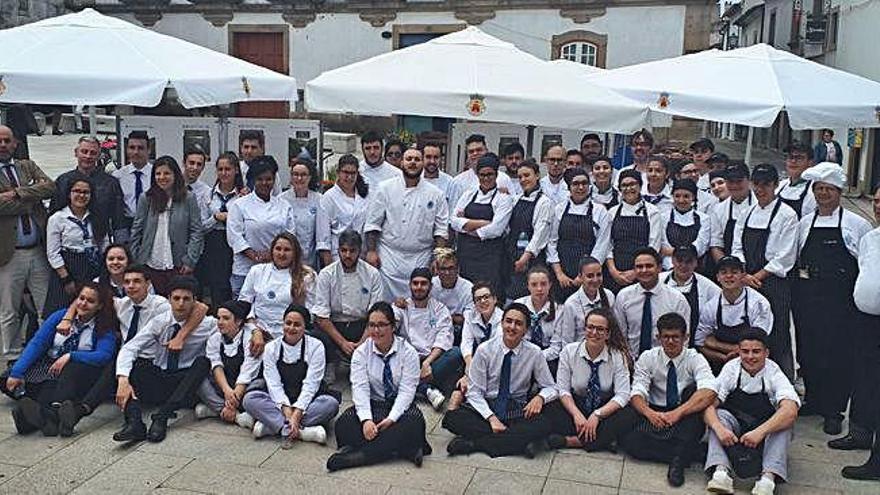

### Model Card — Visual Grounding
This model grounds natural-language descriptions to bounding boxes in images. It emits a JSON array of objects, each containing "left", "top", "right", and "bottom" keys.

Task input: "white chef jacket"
[
  {"left": 262, "top": 335, "right": 326, "bottom": 411},
  {"left": 312, "top": 259, "right": 385, "bottom": 322},
  {"left": 448, "top": 168, "right": 514, "bottom": 213},
  {"left": 854, "top": 228, "right": 880, "bottom": 315},
  {"left": 430, "top": 276, "right": 474, "bottom": 319},
  {"left": 660, "top": 208, "right": 711, "bottom": 269},
  {"left": 731, "top": 198, "right": 799, "bottom": 277},
  {"left": 695, "top": 287, "right": 773, "bottom": 347},
  {"left": 546, "top": 198, "right": 612, "bottom": 264},
  {"left": 279, "top": 188, "right": 323, "bottom": 268},
  {"left": 205, "top": 327, "right": 261, "bottom": 386},
  {"left": 606, "top": 200, "right": 664, "bottom": 260},
  {"left": 540, "top": 175, "right": 570, "bottom": 205},
  {"left": 708, "top": 195, "right": 755, "bottom": 250},
  {"left": 315, "top": 184, "right": 368, "bottom": 260},
  {"left": 239, "top": 262, "right": 315, "bottom": 338},
  {"left": 226, "top": 192, "right": 295, "bottom": 276},
  {"left": 797, "top": 206, "right": 873, "bottom": 258},
  {"left": 714, "top": 358, "right": 800, "bottom": 408},
  {"left": 449, "top": 187, "right": 514, "bottom": 240},
  {"left": 359, "top": 160, "right": 401, "bottom": 190},
  {"left": 393, "top": 297, "right": 454, "bottom": 358},
  {"left": 508, "top": 188, "right": 555, "bottom": 257},
  {"left": 776, "top": 178, "right": 816, "bottom": 218}
]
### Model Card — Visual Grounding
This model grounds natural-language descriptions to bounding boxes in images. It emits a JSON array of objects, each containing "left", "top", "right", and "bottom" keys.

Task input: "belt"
[{"left": 15, "top": 244, "right": 39, "bottom": 250}]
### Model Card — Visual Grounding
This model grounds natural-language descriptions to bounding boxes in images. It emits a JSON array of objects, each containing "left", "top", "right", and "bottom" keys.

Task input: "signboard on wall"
[{"left": 118, "top": 116, "right": 221, "bottom": 168}]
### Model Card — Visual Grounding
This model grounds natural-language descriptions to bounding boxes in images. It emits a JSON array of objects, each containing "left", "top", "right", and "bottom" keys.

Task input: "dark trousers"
[
  {"left": 197, "top": 230, "right": 233, "bottom": 310},
  {"left": 0, "top": 360, "right": 103, "bottom": 407},
  {"left": 442, "top": 405, "right": 552, "bottom": 457},
  {"left": 544, "top": 401, "right": 638, "bottom": 451},
  {"left": 334, "top": 402, "right": 427, "bottom": 460},
  {"left": 145, "top": 268, "right": 176, "bottom": 297},
  {"left": 421, "top": 348, "right": 464, "bottom": 396},
  {"left": 311, "top": 320, "right": 366, "bottom": 364},
  {"left": 129, "top": 357, "right": 210, "bottom": 416},
  {"left": 850, "top": 314, "right": 880, "bottom": 432},
  {"left": 760, "top": 276, "right": 794, "bottom": 380},
  {"left": 619, "top": 407, "right": 706, "bottom": 464}
]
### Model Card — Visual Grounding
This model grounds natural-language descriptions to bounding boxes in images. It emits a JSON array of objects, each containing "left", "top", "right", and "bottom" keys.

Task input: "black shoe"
[
  {"left": 841, "top": 455, "right": 880, "bottom": 481},
  {"left": 57, "top": 401, "right": 86, "bottom": 438},
  {"left": 667, "top": 457, "right": 686, "bottom": 487},
  {"left": 829, "top": 433, "right": 873, "bottom": 451},
  {"left": 17, "top": 397, "right": 44, "bottom": 432},
  {"left": 407, "top": 447, "right": 424, "bottom": 468},
  {"left": 798, "top": 402, "right": 821, "bottom": 417},
  {"left": 546, "top": 434, "right": 566, "bottom": 450},
  {"left": 11, "top": 406, "right": 38, "bottom": 434},
  {"left": 823, "top": 415, "right": 843, "bottom": 436},
  {"left": 112, "top": 420, "right": 147, "bottom": 442},
  {"left": 524, "top": 438, "right": 548, "bottom": 459},
  {"left": 326, "top": 449, "right": 369, "bottom": 472},
  {"left": 147, "top": 412, "right": 175, "bottom": 443},
  {"left": 446, "top": 437, "right": 476, "bottom": 456}
]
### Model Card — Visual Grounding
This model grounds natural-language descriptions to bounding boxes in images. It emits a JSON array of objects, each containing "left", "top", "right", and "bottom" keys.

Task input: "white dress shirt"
[
  {"left": 540, "top": 176, "right": 570, "bottom": 205},
  {"left": 393, "top": 297, "right": 453, "bottom": 358},
  {"left": 450, "top": 187, "right": 514, "bottom": 240},
  {"left": 695, "top": 189, "right": 719, "bottom": 214},
  {"left": 147, "top": 201, "right": 174, "bottom": 270},
  {"left": 509, "top": 188, "right": 555, "bottom": 256},
  {"left": 315, "top": 185, "right": 368, "bottom": 260},
  {"left": 116, "top": 310, "right": 216, "bottom": 376},
  {"left": 113, "top": 163, "right": 152, "bottom": 218},
  {"left": 642, "top": 182, "right": 674, "bottom": 218},
  {"left": 695, "top": 287, "right": 774, "bottom": 346},
  {"left": 279, "top": 189, "right": 323, "bottom": 267},
  {"left": 731, "top": 198, "right": 800, "bottom": 277},
  {"left": 430, "top": 276, "right": 474, "bottom": 318},
  {"left": 202, "top": 185, "right": 241, "bottom": 231},
  {"left": 556, "top": 343, "right": 631, "bottom": 408},
  {"left": 351, "top": 336, "right": 420, "bottom": 422},
  {"left": 205, "top": 327, "right": 261, "bottom": 386},
  {"left": 115, "top": 294, "right": 170, "bottom": 357},
  {"left": 448, "top": 168, "right": 514, "bottom": 213},
  {"left": 714, "top": 358, "right": 800, "bottom": 408},
  {"left": 312, "top": 260, "right": 385, "bottom": 322},
  {"left": 798, "top": 206, "right": 873, "bottom": 258},
  {"left": 460, "top": 307, "right": 503, "bottom": 359},
  {"left": 45, "top": 207, "right": 107, "bottom": 269},
  {"left": 776, "top": 178, "right": 816, "bottom": 218},
  {"left": 661, "top": 208, "right": 711, "bottom": 269},
  {"left": 708, "top": 195, "right": 755, "bottom": 250},
  {"left": 359, "top": 160, "right": 401, "bottom": 190},
  {"left": 515, "top": 296, "right": 571, "bottom": 362},
  {"left": 239, "top": 263, "right": 315, "bottom": 338},
  {"left": 466, "top": 337, "right": 558, "bottom": 419},
  {"left": 423, "top": 171, "right": 454, "bottom": 206},
  {"left": 560, "top": 287, "right": 616, "bottom": 342},
  {"left": 187, "top": 179, "right": 213, "bottom": 225},
  {"left": 613, "top": 281, "right": 692, "bottom": 359},
  {"left": 52, "top": 318, "right": 95, "bottom": 352},
  {"left": 631, "top": 347, "right": 715, "bottom": 408},
  {"left": 226, "top": 192, "right": 295, "bottom": 276},
  {"left": 606, "top": 200, "right": 664, "bottom": 259},
  {"left": 854, "top": 228, "right": 880, "bottom": 315},
  {"left": 546, "top": 198, "right": 612, "bottom": 264},
  {"left": 262, "top": 335, "right": 326, "bottom": 410}
]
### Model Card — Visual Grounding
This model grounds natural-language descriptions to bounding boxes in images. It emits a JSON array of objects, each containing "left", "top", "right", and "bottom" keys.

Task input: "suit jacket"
[
  {"left": 130, "top": 193, "right": 204, "bottom": 269},
  {"left": 813, "top": 141, "right": 843, "bottom": 164},
  {"left": 0, "top": 159, "right": 54, "bottom": 267}
]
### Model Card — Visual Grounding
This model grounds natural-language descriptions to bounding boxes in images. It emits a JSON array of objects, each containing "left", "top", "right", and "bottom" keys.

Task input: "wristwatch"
[{"left": 592, "top": 409, "right": 604, "bottom": 419}]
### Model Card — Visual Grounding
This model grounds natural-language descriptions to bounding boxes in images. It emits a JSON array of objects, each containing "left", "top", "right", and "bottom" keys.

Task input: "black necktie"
[
  {"left": 216, "top": 191, "right": 235, "bottom": 213},
  {"left": 126, "top": 305, "right": 142, "bottom": 342},
  {"left": 166, "top": 323, "right": 182, "bottom": 371},
  {"left": 133, "top": 170, "right": 144, "bottom": 207},
  {"left": 639, "top": 292, "right": 653, "bottom": 353},
  {"left": 3, "top": 164, "right": 33, "bottom": 235},
  {"left": 666, "top": 361, "right": 680, "bottom": 407}
]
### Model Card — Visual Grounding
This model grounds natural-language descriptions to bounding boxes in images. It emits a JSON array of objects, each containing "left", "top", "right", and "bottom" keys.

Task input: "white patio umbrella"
[
  {"left": 0, "top": 8, "right": 298, "bottom": 108},
  {"left": 588, "top": 43, "right": 880, "bottom": 131},
  {"left": 306, "top": 27, "right": 651, "bottom": 133}
]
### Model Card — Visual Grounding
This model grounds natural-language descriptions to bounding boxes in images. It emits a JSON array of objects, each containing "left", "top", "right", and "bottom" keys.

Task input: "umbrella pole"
[
  {"left": 745, "top": 126, "right": 754, "bottom": 165},
  {"left": 88, "top": 106, "right": 97, "bottom": 138}
]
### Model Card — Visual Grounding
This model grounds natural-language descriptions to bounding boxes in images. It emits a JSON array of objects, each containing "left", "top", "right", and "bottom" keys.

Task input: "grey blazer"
[{"left": 130, "top": 193, "right": 204, "bottom": 269}]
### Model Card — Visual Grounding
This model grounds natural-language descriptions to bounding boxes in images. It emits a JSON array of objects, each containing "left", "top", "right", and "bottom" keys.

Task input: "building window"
[
  {"left": 551, "top": 30, "right": 608, "bottom": 68},
  {"left": 826, "top": 8, "right": 839, "bottom": 51},
  {"left": 560, "top": 42, "right": 598, "bottom": 66},
  {"left": 18, "top": 0, "right": 29, "bottom": 15},
  {"left": 768, "top": 11, "right": 777, "bottom": 46}
]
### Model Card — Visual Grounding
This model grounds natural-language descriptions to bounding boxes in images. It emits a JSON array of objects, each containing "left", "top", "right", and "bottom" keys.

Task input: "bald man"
[{"left": 0, "top": 125, "right": 54, "bottom": 355}]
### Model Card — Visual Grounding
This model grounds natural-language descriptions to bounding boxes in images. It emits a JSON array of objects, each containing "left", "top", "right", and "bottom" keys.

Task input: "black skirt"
[{"left": 44, "top": 250, "right": 102, "bottom": 318}]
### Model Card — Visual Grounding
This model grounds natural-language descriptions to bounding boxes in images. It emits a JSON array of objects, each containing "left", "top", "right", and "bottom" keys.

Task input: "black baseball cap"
[
  {"left": 751, "top": 163, "right": 779, "bottom": 183},
  {"left": 707, "top": 152, "right": 730, "bottom": 165},
  {"left": 716, "top": 255, "right": 744, "bottom": 272},
  {"left": 724, "top": 161, "right": 750, "bottom": 181},
  {"left": 672, "top": 245, "right": 698, "bottom": 261}
]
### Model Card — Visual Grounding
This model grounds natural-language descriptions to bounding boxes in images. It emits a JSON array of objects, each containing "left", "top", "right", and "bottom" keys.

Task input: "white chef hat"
[{"left": 802, "top": 161, "right": 846, "bottom": 189}]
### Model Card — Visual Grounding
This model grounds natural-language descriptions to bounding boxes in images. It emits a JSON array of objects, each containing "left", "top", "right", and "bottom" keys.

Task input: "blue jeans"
[
  {"left": 418, "top": 347, "right": 463, "bottom": 396},
  {"left": 229, "top": 274, "right": 247, "bottom": 299}
]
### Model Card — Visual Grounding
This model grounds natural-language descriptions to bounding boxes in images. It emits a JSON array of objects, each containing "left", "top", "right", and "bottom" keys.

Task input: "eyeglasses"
[
  {"left": 619, "top": 182, "right": 640, "bottom": 189},
  {"left": 368, "top": 321, "right": 392, "bottom": 330},
  {"left": 546, "top": 158, "right": 565, "bottom": 164},
  {"left": 570, "top": 180, "right": 590, "bottom": 188},
  {"left": 473, "top": 293, "right": 494, "bottom": 303},
  {"left": 585, "top": 324, "right": 608, "bottom": 334},
  {"left": 386, "top": 151, "right": 402, "bottom": 157},
  {"left": 437, "top": 265, "right": 458, "bottom": 273},
  {"left": 478, "top": 172, "right": 496, "bottom": 179},
  {"left": 291, "top": 172, "right": 310, "bottom": 178},
  {"left": 659, "top": 334, "right": 684, "bottom": 342},
  {"left": 71, "top": 189, "right": 91, "bottom": 195},
  {"left": 785, "top": 154, "right": 809, "bottom": 161}
]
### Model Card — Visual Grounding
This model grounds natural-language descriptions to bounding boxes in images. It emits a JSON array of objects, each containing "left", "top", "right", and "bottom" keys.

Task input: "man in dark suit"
[
  {"left": 0, "top": 125, "right": 55, "bottom": 355},
  {"left": 813, "top": 129, "right": 844, "bottom": 164}
]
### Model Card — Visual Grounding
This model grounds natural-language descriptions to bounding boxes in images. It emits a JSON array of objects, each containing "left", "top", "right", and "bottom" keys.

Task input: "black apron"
[
  {"left": 721, "top": 371, "right": 777, "bottom": 479},
  {"left": 741, "top": 200, "right": 782, "bottom": 274},
  {"left": 606, "top": 202, "right": 650, "bottom": 293},
  {"left": 556, "top": 200, "right": 598, "bottom": 301},
  {"left": 505, "top": 191, "right": 544, "bottom": 300},
  {"left": 220, "top": 334, "right": 246, "bottom": 386},
  {"left": 795, "top": 208, "right": 859, "bottom": 412},
  {"left": 278, "top": 339, "right": 339, "bottom": 404},
  {"left": 722, "top": 197, "right": 752, "bottom": 255},
  {"left": 714, "top": 290, "right": 752, "bottom": 344},
  {"left": 665, "top": 274, "right": 700, "bottom": 347},
  {"left": 778, "top": 180, "right": 811, "bottom": 219},
  {"left": 458, "top": 189, "right": 504, "bottom": 293},
  {"left": 665, "top": 208, "right": 700, "bottom": 250}
]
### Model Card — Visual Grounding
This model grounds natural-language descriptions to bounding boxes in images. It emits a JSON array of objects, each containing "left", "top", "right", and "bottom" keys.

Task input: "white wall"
[
  {"left": 831, "top": 0, "right": 880, "bottom": 83},
  {"left": 115, "top": 7, "right": 687, "bottom": 89}
]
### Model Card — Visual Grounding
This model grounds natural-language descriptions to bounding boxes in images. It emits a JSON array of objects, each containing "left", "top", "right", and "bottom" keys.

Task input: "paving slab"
[
  {"left": 71, "top": 451, "right": 192, "bottom": 494},
  {"left": 428, "top": 434, "right": 554, "bottom": 477},
  {"left": 464, "top": 467, "right": 546, "bottom": 494},
  {"left": 0, "top": 462, "right": 25, "bottom": 487},
  {"left": 619, "top": 457, "right": 707, "bottom": 494},
  {"left": 543, "top": 478, "right": 617, "bottom": 495},
  {"left": 548, "top": 451, "right": 623, "bottom": 488},
  {"left": 259, "top": 438, "right": 336, "bottom": 476},
  {"left": 137, "top": 428, "right": 279, "bottom": 467},
  {"left": 331, "top": 457, "right": 475, "bottom": 495}
]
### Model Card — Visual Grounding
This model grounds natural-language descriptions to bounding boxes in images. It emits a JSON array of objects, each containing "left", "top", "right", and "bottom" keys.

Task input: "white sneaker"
[
  {"left": 707, "top": 469, "right": 734, "bottom": 494},
  {"left": 299, "top": 425, "right": 327, "bottom": 444},
  {"left": 194, "top": 403, "right": 217, "bottom": 420},
  {"left": 252, "top": 421, "right": 272, "bottom": 439},
  {"left": 751, "top": 477, "right": 775, "bottom": 495},
  {"left": 426, "top": 387, "right": 446, "bottom": 411},
  {"left": 235, "top": 412, "right": 255, "bottom": 430}
]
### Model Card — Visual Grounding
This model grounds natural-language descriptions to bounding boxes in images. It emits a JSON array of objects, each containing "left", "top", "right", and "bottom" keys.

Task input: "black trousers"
[
  {"left": 0, "top": 360, "right": 103, "bottom": 407},
  {"left": 850, "top": 314, "right": 880, "bottom": 432},
  {"left": 334, "top": 402, "right": 428, "bottom": 461},
  {"left": 78, "top": 357, "right": 152, "bottom": 412},
  {"left": 544, "top": 401, "right": 638, "bottom": 451},
  {"left": 197, "top": 229, "right": 233, "bottom": 310},
  {"left": 619, "top": 408, "right": 706, "bottom": 464},
  {"left": 442, "top": 405, "right": 552, "bottom": 457},
  {"left": 129, "top": 357, "right": 210, "bottom": 415},
  {"left": 311, "top": 320, "right": 366, "bottom": 364}
]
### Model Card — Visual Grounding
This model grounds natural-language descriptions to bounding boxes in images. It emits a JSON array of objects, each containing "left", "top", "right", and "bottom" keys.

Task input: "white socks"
[{"left": 299, "top": 425, "right": 327, "bottom": 444}]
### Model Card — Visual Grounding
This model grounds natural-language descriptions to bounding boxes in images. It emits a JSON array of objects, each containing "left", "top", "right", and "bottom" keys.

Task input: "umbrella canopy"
[
  {"left": 0, "top": 8, "right": 298, "bottom": 108},
  {"left": 306, "top": 26, "right": 651, "bottom": 133},
  {"left": 588, "top": 43, "right": 880, "bottom": 130}
]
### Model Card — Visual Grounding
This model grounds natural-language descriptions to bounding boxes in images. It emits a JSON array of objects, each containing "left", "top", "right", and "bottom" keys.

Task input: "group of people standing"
[{"left": 1, "top": 122, "right": 879, "bottom": 492}]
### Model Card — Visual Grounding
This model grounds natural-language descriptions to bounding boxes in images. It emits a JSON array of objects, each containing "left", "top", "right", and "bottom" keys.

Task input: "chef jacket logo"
[
  {"left": 426, "top": 200, "right": 434, "bottom": 209},
  {"left": 0, "top": 76, "right": 6, "bottom": 96},
  {"left": 467, "top": 94, "right": 486, "bottom": 116},
  {"left": 242, "top": 76, "right": 252, "bottom": 97},
  {"left": 657, "top": 92, "right": 670, "bottom": 109},
  {"left": 309, "top": 207, "right": 317, "bottom": 215},
  {"left": 361, "top": 287, "right": 368, "bottom": 294},
  {"left": 267, "top": 290, "right": 276, "bottom": 300}
]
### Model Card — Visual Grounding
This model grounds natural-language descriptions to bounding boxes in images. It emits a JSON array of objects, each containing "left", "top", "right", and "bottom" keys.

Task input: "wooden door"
[{"left": 231, "top": 31, "right": 288, "bottom": 118}]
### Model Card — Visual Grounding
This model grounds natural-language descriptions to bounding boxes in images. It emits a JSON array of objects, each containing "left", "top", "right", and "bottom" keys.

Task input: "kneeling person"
[
  {"left": 442, "top": 303, "right": 558, "bottom": 458},
  {"left": 113, "top": 276, "right": 215, "bottom": 443},
  {"left": 244, "top": 305, "right": 340, "bottom": 448},
  {"left": 704, "top": 330, "right": 800, "bottom": 495},
  {"left": 620, "top": 313, "right": 717, "bottom": 487}
]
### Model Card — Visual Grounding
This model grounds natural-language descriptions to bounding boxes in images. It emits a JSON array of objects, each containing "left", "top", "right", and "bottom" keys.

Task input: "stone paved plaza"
[{"left": 0, "top": 381, "right": 876, "bottom": 495}]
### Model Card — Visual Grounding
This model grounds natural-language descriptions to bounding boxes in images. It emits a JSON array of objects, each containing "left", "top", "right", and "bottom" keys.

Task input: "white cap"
[{"left": 802, "top": 161, "right": 846, "bottom": 189}]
